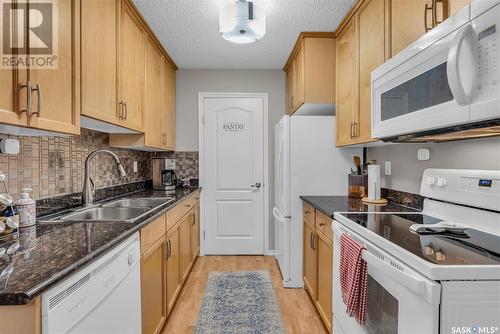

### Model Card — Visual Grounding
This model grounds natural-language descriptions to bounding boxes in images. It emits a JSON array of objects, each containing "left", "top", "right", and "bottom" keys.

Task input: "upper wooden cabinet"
[
  {"left": 284, "top": 33, "right": 335, "bottom": 115},
  {"left": 81, "top": 0, "right": 118, "bottom": 126},
  {"left": 0, "top": 0, "right": 80, "bottom": 135},
  {"left": 119, "top": 0, "right": 144, "bottom": 131},
  {"left": 163, "top": 61, "right": 176, "bottom": 150}
]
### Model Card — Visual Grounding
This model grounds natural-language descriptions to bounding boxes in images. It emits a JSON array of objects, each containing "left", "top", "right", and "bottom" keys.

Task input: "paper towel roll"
[{"left": 368, "top": 165, "right": 381, "bottom": 200}]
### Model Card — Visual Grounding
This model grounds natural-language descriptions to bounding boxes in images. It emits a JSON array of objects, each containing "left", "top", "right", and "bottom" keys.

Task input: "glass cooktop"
[{"left": 340, "top": 213, "right": 500, "bottom": 266}]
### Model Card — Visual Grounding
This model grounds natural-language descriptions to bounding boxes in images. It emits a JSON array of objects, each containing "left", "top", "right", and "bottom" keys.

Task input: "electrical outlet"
[
  {"left": 385, "top": 161, "right": 392, "bottom": 176},
  {"left": 133, "top": 161, "right": 138, "bottom": 173}
]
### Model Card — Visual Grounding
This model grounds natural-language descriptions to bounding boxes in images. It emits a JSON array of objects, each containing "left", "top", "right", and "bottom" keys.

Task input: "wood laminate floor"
[{"left": 161, "top": 255, "right": 329, "bottom": 334}]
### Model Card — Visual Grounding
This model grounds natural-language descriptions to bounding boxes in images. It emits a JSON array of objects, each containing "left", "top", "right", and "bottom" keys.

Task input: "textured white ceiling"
[{"left": 133, "top": 0, "right": 356, "bottom": 69}]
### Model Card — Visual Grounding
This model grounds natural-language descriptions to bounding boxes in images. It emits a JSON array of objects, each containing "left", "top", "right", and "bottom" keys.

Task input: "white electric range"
[{"left": 333, "top": 169, "right": 500, "bottom": 334}]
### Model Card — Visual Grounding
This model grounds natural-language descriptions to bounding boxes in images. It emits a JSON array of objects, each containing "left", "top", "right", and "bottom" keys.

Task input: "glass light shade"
[{"left": 219, "top": 1, "right": 265, "bottom": 44}]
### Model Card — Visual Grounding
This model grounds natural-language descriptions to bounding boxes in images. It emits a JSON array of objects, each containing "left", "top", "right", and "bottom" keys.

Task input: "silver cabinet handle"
[
  {"left": 191, "top": 212, "right": 195, "bottom": 226},
  {"left": 312, "top": 233, "right": 317, "bottom": 250},
  {"left": 168, "top": 239, "right": 172, "bottom": 258},
  {"left": 350, "top": 122, "right": 353, "bottom": 139},
  {"left": 309, "top": 232, "right": 313, "bottom": 249},
  {"left": 353, "top": 122, "right": 358, "bottom": 138},
  {"left": 31, "top": 84, "right": 41, "bottom": 117},
  {"left": 124, "top": 102, "right": 128, "bottom": 120},
  {"left": 20, "top": 81, "right": 32, "bottom": 116},
  {"left": 250, "top": 182, "right": 261, "bottom": 189},
  {"left": 118, "top": 101, "right": 123, "bottom": 119},
  {"left": 164, "top": 240, "right": 169, "bottom": 259}
]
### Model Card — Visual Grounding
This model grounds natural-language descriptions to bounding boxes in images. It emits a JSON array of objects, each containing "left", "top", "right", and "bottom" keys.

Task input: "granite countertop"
[
  {"left": 0, "top": 187, "right": 200, "bottom": 305},
  {"left": 300, "top": 196, "right": 419, "bottom": 218}
]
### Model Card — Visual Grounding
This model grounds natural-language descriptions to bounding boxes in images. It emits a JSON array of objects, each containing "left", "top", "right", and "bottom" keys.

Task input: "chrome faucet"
[{"left": 82, "top": 149, "right": 127, "bottom": 207}]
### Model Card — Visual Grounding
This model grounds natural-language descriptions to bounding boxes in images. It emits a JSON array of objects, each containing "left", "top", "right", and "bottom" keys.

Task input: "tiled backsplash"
[
  {"left": 157, "top": 151, "right": 199, "bottom": 180},
  {"left": 0, "top": 129, "right": 153, "bottom": 200}
]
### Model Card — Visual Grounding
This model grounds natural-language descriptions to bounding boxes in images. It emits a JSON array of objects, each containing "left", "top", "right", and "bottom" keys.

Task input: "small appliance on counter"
[{"left": 152, "top": 158, "right": 177, "bottom": 193}]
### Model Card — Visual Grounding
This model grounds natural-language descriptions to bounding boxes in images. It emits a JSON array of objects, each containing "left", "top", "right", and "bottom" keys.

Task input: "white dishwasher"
[{"left": 42, "top": 232, "right": 142, "bottom": 334}]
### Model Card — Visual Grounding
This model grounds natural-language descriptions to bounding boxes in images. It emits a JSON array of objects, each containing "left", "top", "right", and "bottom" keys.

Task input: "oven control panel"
[{"left": 421, "top": 169, "right": 500, "bottom": 211}]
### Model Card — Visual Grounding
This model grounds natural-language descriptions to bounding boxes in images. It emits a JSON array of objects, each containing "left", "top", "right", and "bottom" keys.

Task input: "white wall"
[
  {"left": 367, "top": 137, "right": 500, "bottom": 194},
  {"left": 176, "top": 69, "right": 286, "bottom": 250}
]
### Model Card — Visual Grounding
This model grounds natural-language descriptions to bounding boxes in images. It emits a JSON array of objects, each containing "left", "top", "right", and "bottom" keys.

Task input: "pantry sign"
[{"left": 222, "top": 121, "right": 246, "bottom": 133}]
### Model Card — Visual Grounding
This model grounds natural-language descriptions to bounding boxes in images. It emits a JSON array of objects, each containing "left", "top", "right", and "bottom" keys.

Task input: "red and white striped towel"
[{"left": 340, "top": 233, "right": 368, "bottom": 325}]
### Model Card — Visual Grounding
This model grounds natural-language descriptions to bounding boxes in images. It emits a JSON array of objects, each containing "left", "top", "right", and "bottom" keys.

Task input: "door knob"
[{"left": 250, "top": 182, "right": 261, "bottom": 189}]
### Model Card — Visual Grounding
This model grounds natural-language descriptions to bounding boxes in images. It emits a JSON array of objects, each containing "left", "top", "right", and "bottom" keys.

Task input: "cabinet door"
[
  {"left": 81, "top": 0, "right": 118, "bottom": 125},
  {"left": 166, "top": 225, "right": 180, "bottom": 313},
  {"left": 316, "top": 233, "right": 333, "bottom": 332},
  {"left": 119, "top": 0, "right": 144, "bottom": 131},
  {"left": 179, "top": 213, "right": 192, "bottom": 281},
  {"left": 286, "top": 66, "right": 295, "bottom": 115},
  {"left": 163, "top": 61, "right": 176, "bottom": 150},
  {"left": 144, "top": 38, "right": 164, "bottom": 149},
  {"left": 357, "top": 0, "right": 387, "bottom": 143},
  {"left": 391, "top": 0, "right": 429, "bottom": 56},
  {"left": 293, "top": 41, "right": 305, "bottom": 111},
  {"left": 0, "top": 70, "right": 25, "bottom": 127},
  {"left": 190, "top": 205, "right": 200, "bottom": 261},
  {"left": 141, "top": 238, "right": 167, "bottom": 334},
  {"left": 28, "top": 0, "right": 80, "bottom": 135},
  {"left": 335, "top": 18, "right": 357, "bottom": 147},
  {"left": 303, "top": 221, "right": 317, "bottom": 300}
]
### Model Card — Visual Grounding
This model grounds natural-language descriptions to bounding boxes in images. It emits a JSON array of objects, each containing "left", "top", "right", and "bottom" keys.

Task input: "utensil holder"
[{"left": 348, "top": 174, "right": 368, "bottom": 198}]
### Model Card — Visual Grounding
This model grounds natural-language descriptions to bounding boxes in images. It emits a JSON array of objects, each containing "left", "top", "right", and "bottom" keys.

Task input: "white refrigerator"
[{"left": 273, "top": 115, "right": 361, "bottom": 288}]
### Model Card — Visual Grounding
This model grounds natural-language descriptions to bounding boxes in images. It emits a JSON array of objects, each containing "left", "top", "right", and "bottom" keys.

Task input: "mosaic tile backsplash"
[
  {"left": 0, "top": 129, "right": 154, "bottom": 200},
  {"left": 157, "top": 151, "right": 199, "bottom": 180}
]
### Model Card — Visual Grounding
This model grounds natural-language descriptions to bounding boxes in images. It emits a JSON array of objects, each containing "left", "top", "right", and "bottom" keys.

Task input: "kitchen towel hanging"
[{"left": 340, "top": 233, "right": 368, "bottom": 325}]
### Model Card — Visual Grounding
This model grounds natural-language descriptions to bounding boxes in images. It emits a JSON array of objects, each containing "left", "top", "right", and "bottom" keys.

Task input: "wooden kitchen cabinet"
[
  {"left": 303, "top": 202, "right": 333, "bottom": 333},
  {"left": 179, "top": 213, "right": 192, "bottom": 282},
  {"left": 81, "top": 0, "right": 118, "bottom": 126},
  {"left": 144, "top": 37, "right": 165, "bottom": 149},
  {"left": 303, "top": 219, "right": 318, "bottom": 300},
  {"left": 357, "top": 0, "right": 388, "bottom": 144},
  {"left": 390, "top": 0, "right": 430, "bottom": 56},
  {"left": 316, "top": 232, "right": 333, "bottom": 332},
  {"left": 163, "top": 61, "right": 176, "bottom": 150},
  {"left": 191, "top": 204, "right": 200, "bottom": 261},
  {"left": 118, "top": 0, "right": 144, "bottom": 131},
  {"left": 449, "top": 0, "right": 471, "bottom": 16},
  {"left": 141, "top": 237, "right": 167, "bottom": 334},
  {"left": 0, "top": 0, "right": 80, "bottom": 135},
  {"left": 335, "top": 18, "right": 358, "bottom": 147},
  {"left": 284, "top": 33, "right": 335, "bottom": 115},
  {"left": 166, "top": 223, "right": 181, "bottom": 314}
]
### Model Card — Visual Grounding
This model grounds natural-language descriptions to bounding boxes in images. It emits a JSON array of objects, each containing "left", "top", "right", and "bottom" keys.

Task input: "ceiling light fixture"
[{"left": 219, "top": 0, "right": 266, "bottom": 44}]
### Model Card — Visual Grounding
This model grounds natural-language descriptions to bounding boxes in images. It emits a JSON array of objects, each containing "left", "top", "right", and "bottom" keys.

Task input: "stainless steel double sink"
[{"left": 40, "top": 197, "right": 175, "bottom": 224}]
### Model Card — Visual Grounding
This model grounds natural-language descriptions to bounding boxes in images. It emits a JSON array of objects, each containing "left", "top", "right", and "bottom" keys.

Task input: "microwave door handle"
[
  {"left": 447, "top": 24, "right": 474, "bottom": 106},
  {"left": 362, "top": 250, "right": 425, "bottom": 295}
]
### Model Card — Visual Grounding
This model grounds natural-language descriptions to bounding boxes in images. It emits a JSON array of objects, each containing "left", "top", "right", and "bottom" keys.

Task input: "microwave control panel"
[{"left": 474, "top": 5, "right": 499, "bottom": 94}]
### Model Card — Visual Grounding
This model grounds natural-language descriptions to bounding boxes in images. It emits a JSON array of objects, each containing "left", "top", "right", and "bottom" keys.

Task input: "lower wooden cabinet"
[
  {"left": 140, "top": 190, "right": 201, "bottom": 333},
  {"left": 303, "top": 220, "right": 318, "bottom": 300},
  {"left": 316, "top": 232, "right": 333, "bottom": 331},
  {"left": 303, "top": 202, "right": 333, "bottom": 333},
  {"left": 179, "top": 213, "right": 192, "bottom": 282},
  {"left": 141, "top": 237, "right": 167, "bottom": 334},
  {"left": 166, "top": 223, "right": 181, "bottom": 313}
]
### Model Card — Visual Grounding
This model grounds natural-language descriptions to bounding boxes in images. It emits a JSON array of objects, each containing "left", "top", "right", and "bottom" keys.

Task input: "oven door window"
[
  {"left": 381, "top": 62, "right": 454, "bottom": 121},
  {"left": 364, "top": 275, "right": 399, "bottom": 334}
]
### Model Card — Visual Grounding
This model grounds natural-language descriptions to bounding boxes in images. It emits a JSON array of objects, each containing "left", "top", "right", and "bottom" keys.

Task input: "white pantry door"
[{"left": 203, "top": 96, "right": 265, "bottom": 254}]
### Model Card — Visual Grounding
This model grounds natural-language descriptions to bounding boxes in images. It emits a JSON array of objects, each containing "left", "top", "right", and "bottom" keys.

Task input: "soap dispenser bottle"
[{"left": 16, "top": 188, "right": 36, "bottom": 227}]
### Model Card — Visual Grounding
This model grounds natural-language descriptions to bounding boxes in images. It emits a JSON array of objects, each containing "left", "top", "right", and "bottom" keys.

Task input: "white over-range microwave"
[{"left": 372, "top": 1, "right": 500, "bottom": 142}]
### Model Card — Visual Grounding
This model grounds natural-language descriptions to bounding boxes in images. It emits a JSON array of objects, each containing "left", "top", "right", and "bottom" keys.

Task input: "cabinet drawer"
[
  {"left": 166, "top": 203, "right": 181, "bottom": 231},
  {"left": 141, "top": 215, "right": 166, "bottom": 254},
  {"left": 316, "top": 211, "right": 332, "bottom": 241},
  {"left": 180, "top": 197, "right": 193, "bottom": 217},
  {"left": 303, "top": 202, "right": 316, "bottom": 223}
]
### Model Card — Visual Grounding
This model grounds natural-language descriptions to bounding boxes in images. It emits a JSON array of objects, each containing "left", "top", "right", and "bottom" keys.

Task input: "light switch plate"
[
  {"left": 385, "top": 161, "right": 392, "bottom": 175},
  {"left": 417, "top": 148, "right": 431, "bottom": 161},
  {"left": 133, "top": 161, "right": 138, "bottom": 173}
]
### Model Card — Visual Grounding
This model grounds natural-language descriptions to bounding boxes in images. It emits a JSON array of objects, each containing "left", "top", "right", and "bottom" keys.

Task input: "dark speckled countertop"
[
  {"left": 300, "top": 196, "right": 419, "bottom": 218},
  {"left": 0, "top": 187, "right": 200, "bottom": 305}
]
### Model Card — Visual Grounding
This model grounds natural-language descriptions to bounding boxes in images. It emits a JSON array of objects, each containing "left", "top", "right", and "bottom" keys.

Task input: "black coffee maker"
[{"left": 152, "top": 158, "right": 177, "bottom": 192}]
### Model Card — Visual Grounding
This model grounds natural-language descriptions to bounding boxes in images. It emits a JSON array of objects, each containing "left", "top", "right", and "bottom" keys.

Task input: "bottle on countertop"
[{"left": 16, "top": 188, "right": 36, "bottom": 227}]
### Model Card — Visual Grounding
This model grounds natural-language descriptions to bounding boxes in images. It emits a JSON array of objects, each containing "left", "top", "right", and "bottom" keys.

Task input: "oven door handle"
[
  {"left": 362, "top": 250, "right": 425, "bottom": 295},
  {"left": 447, "top": 24, "right": 474, "bottom": 106}
]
